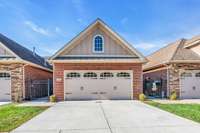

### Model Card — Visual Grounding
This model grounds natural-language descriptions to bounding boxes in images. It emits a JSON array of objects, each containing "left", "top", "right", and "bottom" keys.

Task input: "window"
[
  {"left": 66, "top": 72, "right": 80, "bottom": 78},
  {"left": 117, "top": 72, "right": 130, "bottom": 78},
  {"left": 181, "top": 72, "right": 192, "bottom": 77},
  {"left": 100, "top": 72, "right": 114, "bottom": 78},
  {"left": 195, "top": 72, "right": 200, "bottom": 77},
  {"left": 0, "top": 72, "right": 10, "bottom": 78},
  {"left": 93, "top": 35, "right": 104, "bottom": 53},
  {"left": 83, "top": 72, "right": 97, "bottom": 78}
]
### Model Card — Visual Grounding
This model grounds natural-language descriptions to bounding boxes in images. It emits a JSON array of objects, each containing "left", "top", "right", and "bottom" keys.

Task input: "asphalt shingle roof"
[
  {"left": 0, "top": 33, "right": 52, "bottom": 70},
  {"left": 143, "top": 36, "right": 200, "bottom": 70}
]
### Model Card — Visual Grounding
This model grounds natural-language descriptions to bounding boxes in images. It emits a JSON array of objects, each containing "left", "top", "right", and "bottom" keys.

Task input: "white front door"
[
  {"left": 0, "top": 72, "right": 11, "bottom": 101},
  {"left": 180, "top": 71, "right": 200, "bottom": 99},
  {"left": 64, "top": 70, "right": 133, "bottom": 100}
]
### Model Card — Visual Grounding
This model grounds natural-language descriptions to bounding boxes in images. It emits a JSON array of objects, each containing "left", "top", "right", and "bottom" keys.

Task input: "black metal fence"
[{"left": 25, "top": 79, "right": 53, "bottom": 100}]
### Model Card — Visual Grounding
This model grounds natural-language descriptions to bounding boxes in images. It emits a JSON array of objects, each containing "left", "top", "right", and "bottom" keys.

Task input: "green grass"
[
  {"left": 0, "top": 104, "right": 48, "bottom": 132},
  {"left": 145, "top": 100, "right": 200, "bottom": 123}
]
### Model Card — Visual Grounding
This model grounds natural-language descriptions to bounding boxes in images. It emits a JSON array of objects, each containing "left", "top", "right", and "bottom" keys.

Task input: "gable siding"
[
  {"left": 0, "top": 45, "right": 13, "bottom": 56},
  {"left": 191, "top": 44, "right": 200, "bottom": 56},
  {"left": 60, "top": 27, "right": 137, "bottom": 56}
]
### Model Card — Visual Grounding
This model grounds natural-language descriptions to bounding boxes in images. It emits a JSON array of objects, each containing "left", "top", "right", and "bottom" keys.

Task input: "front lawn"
[
  {"left": 145, "top": 101, "right": 200, "bottom": 123},
  {"left": 0, "top": 104, "right": 48, "bottom": 132}
]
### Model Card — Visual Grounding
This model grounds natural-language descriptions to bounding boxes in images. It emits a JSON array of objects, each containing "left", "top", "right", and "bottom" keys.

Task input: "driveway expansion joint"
[{"left": 99, "top": 102, "right": 113, "bottom": 133}]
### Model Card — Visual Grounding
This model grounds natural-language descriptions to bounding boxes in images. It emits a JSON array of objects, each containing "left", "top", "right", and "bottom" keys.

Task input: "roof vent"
[{"left": 33, "top": 47, "right": 36, "bottom": 56}]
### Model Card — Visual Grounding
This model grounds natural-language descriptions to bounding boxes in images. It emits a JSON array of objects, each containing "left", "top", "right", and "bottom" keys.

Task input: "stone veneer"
[
  {"left": 0, "top": 63, "right": 24, "bottom": 102},
  {"left": 168, "top": 63, "right": 200, "bottom": 98}
]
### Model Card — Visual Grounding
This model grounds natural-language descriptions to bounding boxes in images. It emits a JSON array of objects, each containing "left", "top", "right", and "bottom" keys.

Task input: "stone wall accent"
[
  {"left": 53, "top": 63, "right": 143, "bottom": 101},
  {"left": 0, "top": 63, "right": 24, "bottom": 102},
  {"left": 168, "top": 63, "right": 200, "bottom": 98}
]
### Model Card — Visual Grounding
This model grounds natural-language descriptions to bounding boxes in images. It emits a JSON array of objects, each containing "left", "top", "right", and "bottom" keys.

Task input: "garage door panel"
[
  {"left": 64, "top": 71, "right": 133, "bottom": 100},
  {"left": 0, "top": 72, "right": 11, "bottom": 101},
  {"left": 180, "top": 71, "right": 200, "bottom": 99}
]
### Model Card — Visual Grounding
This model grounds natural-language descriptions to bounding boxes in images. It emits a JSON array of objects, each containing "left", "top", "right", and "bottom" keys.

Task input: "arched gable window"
[{"left": 93, "top": 35, "right": 104, "bottom": 53}]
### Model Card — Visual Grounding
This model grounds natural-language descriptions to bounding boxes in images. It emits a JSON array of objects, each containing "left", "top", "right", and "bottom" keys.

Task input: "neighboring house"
[
  {"left": 0, "top": 33, "right": 52, "bottom": 102},
  {"left": 49, "top": 19, "right": 147, "bottom": 101},
  {"left": 143, "top": 35, "right": 200, "bottom": 99}
]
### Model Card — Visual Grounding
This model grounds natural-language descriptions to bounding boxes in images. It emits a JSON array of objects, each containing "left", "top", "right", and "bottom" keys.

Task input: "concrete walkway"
[
  {"left": 12, "top": 100, "right": 200, "bottom": 133},
  {"left": 18, "top": 97, "right": 55, "bottom": 107},
  {"left": 0, "top": 102, "right": 10, "bottom": 106}
]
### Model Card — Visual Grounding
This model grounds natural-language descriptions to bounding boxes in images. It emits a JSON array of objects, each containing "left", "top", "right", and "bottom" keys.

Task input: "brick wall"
[
  {"left": 53, "top": 63, "right": 143, "bottom": 101},
  {"left": 24, "top": 65, "right": 52, "bottom": 99},
  {"left": 0, "top": 63, "right": 24, "bottom": 102}
]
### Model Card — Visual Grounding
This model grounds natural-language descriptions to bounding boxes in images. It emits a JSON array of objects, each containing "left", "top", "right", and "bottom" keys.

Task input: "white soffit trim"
[{"left": 51, "top": 59, "right": 145, "bottom": 63}]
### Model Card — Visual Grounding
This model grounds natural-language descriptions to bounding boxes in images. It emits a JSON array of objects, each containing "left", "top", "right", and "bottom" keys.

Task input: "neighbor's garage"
[
  {"left": 64, "top": 70, "right": 133, "bottom": 100},
  {"left": 0, "top": 72, "right": 11, "bottom": 101},
  {"left": 180, "top": 71, "right": 200, "bottom": 99}
]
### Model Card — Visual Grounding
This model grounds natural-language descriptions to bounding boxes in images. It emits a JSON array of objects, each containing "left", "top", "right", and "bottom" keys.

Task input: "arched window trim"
[
  {"left": 100, "top": 72, "right": 114, "bottom": 78},
  {"left": 93, "top": 34, "right": 104, "bottom": 53},
  {"left": 116, "top": 72, "right": 130, "bottom": 78},
  {"left": 66, "top": 72, "right": 81, "bottom": 78},
  {"left": 195, "top": 72, "right": 200, "bottom": 77},
  {"left": 181, "top": 72, "right": 192, "bottom": 77},
  {"left": 83, "top": 72, "right": 97, "bottom": 78}
]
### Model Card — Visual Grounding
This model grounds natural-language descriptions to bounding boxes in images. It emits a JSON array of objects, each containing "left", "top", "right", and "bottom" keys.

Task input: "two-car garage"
[
  {"left": 0, "top": 72, "right": 11, "bottom": 101},
  {"left": 64, "top": 70, "right": 133, "bottom": 100}
]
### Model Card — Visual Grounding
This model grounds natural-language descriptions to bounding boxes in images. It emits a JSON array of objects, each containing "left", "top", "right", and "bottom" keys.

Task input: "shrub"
[
  {"left": 139, "top": 93, "right": 146, "bottom": 101},
  {"left": 170, "top": 91, "right": 177, "bottom": 100},
  {"left": 49, "top": 95, "right": 56, "bottom": 102}
]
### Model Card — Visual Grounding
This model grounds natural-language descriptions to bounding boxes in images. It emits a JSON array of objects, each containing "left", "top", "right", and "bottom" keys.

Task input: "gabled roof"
[
  {"left": 143, "top": 36, "right": 200, "bottom": 71},
  {"left": 50, "top": 18, "right": 147, "bottom": 63},
  {"left": 0, "top": 33, "right": 52, "bottom": 71}
]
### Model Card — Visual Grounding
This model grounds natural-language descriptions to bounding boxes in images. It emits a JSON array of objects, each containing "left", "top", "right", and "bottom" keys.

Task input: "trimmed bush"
[
  {"left": 139, "top": 93, "right": 146, "bottom": 101},
  {"left": 170, "top": 91, "right": 177, "bottom": 100},
  {"left": 49, "top": 95, "right": 56, "bottom": 102}
]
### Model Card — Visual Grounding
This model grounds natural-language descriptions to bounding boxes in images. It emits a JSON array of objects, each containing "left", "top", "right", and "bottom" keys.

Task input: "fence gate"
[{"left": 25, "top": 79, "right": 53, "bottom": 100}]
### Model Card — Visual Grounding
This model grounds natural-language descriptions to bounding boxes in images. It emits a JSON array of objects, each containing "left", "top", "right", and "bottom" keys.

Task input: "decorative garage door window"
[
  {"left": 181, "top": 72, "right": 192, "bottom": 78},
  {"left": 66, "top": 72, "right": 80, "bottom": 79},
  {"left": 0, "top": 72, "right": 10, "bottom": 79},
  {"left": 83, "top": 72, "right": 97, "bottom": 79},
  {"left": 117, "top": 72, "right": 130, "bottom": 78},
  {"left": 195, "top": 72, "right": 200, "bottom": 77},
  {"left": 100, "top": 72, "right": 114, "bottom": 78}
]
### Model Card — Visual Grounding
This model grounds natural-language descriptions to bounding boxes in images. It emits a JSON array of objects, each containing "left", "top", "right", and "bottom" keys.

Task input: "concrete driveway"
[{"left": 12, "top": 100, "right": 200, "bottom": 133}]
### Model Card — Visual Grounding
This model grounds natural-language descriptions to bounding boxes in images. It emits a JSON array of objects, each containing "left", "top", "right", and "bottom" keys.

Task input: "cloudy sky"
[{"left": 0, "top": 0, "right": 200, "bottom": 56}]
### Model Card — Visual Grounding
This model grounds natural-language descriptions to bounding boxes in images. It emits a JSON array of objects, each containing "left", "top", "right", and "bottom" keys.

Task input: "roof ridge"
[
  {"left": 170, "top": 39, "right": 186, "bottom": 61},
  {"left": 146, "top": 39, "right": 183, "bottom": 58}
]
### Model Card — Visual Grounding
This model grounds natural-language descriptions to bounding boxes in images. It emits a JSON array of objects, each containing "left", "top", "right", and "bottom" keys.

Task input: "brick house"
[
  {"left": 0, "top": 33, "right": 52, "bottom": 102},
  {"left": 50, "top": 19, "right": 147, "bottom": 101},
  {"left": 143, "top": 35, "right": 200, "bottom": 99}
]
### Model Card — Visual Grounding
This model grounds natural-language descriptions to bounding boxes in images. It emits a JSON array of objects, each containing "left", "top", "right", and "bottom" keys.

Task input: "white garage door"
[
  {"left": 64, "top": 70, "right": 133, "bottom": 100},
  {"left": 180, "top": 71, "right": 200, "bottom": 99},
  {"left": 0, "top": 72, "right": 11, "bottom": 101}
]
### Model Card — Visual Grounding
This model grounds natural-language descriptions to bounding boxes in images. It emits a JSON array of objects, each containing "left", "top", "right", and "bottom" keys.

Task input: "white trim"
[
  {"left": 51, "top": 59, "right": 145, "bottom": 63},
  {"left": 59, "top": 55, "right": 136, "bottom": 57},
  {"left": 92, "top": 34, "right": 104, "bottom": 53},
  {"left": 63, "top": 70, "right": 133, "bottom": 100},
  {"left": 170, "top": 60, "right": 200, "bottom": 63}
]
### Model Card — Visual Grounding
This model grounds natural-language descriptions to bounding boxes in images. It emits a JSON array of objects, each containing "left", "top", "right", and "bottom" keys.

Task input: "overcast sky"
[{"left": 0, "top": 0, "right": 200, "bottom": 56}]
